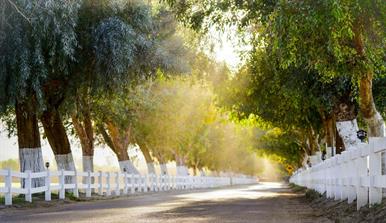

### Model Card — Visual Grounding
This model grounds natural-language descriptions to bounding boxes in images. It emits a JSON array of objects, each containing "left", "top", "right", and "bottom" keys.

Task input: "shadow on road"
[{"left": 0, "top": 183, "right": 331, "bottom": 223}]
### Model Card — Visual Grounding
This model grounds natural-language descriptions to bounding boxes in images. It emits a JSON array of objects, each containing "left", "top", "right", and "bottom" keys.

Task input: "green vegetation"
[
  {"left": 165, "top": 0, "right": 385, "bottom": 170},
  {"left": 0, "top": 0, "right": 384, "bottom": 182},
  {"left": 0, "top": 159, "right": 19, "bottom": 171}
]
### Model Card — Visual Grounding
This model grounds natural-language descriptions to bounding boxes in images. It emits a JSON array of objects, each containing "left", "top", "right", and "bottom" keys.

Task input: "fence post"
[
  {"left": 130, "top": 174, "right": 135, "bottom": 194},
  {"left": 45, "top": 169, "right": 51, "bottom": 201},
  {"left": 166, "top": 175, "right": 170, "bottom": 190},
  {"left": 124, "top": 171, "right": 128, "bottom": 195},
  {"left": 115, "top": 172, "right": 120, "bottom": 196},
  {"left": 106, "top": 172, "right": 111, "bottom": 196},
  {"left": 144, "top": 175, "right": 148, "bottom": 192},
  {"left": 5, "top": 168, "right": 12, "bottom": 205},
  {"left": 158, "top": 175, "right": 161, "bottom": 191},
  {"left": 25, "top": 170, "right": 32, "bottom": 202},
  {"left": 369, "top": 138, "right": 382, "bottom": 206},
  {"left": 86, "top": 171, "right": 92, "bottom": 197},
  {"left": 340, "top": 150, "right": 348, "bottom": 200},
  {"left": 347, "top": 150, "right": 356, "bottom": 204},
  {"left": 150, "top": 174, "right": 155, "bottom": 192},
  {"left": 98, "top": 171, "right": 103, "bottom": 195},
  {"left": 355, "top": 144, "right": 368, "bottom": 210},
  {"left": 160, "top": 175, "right": 164, "bottom": 191},
  {"left": 73, "top": 170, "right": 79, "bottom": 198},
  {"left": 59, "top": 169, "right": 65, "bottom": 199},
  {"left": 334, "top": 155, "right": 341, "bottom": 200}
]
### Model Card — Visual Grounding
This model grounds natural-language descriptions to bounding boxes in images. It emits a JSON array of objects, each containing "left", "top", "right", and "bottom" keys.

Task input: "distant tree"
[{"left": 0, "top": 159, "right": 19, "bottom": 171}]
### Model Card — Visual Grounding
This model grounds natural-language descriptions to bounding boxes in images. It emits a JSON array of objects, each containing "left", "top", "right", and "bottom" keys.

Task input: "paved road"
[{"left": 0, "top": 182, "right": 331, "bottom": 223}]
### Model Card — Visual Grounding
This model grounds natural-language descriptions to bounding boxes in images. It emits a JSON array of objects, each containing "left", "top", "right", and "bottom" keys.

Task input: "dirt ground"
[
  {"left": 0, "top": 182, "right": 332, "bottom": 223},
  {"left": 301, "top": 187, "right": 386, "bottom": 223}
]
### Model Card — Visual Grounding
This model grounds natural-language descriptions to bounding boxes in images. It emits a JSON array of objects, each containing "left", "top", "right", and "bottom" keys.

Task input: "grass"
[
  {"left": 0, "top": 191, "right": 81, "bottom": 206},
  {"left": 288, "top": 183, "right": 321, "bottom": 200},
  {"left": 304, "top": 188, "right": 322, "bottom": 200},
  {"left": 288, "top": 183, "right": 307, "bottom": 193}
]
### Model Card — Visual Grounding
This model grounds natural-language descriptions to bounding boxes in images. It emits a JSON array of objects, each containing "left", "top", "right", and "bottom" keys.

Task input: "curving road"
[{"left": 0, "top": 182, "right": 331, "bottom": 223}]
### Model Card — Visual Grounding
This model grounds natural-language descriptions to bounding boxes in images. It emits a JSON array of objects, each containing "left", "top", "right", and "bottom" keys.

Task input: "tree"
[
  {"left": 66, "top": 0, "right": 155, "bottom": 174},
  {"left": 260, "top": 0, "right": 385, "bottom": 138},
  {"left": 165, "top": 0, "right": 385, "bottom": 157},
  {"left": 0, "top": 0, "right": 80, "bottom": 186}
]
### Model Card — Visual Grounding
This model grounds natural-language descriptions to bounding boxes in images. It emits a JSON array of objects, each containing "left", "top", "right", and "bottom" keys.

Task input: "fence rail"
[
  {"left": 290, "top": 137, "right": 386, "bottom": 210},
  {"left": 0, "top": 169, "right": 257, "bottom": 205}
]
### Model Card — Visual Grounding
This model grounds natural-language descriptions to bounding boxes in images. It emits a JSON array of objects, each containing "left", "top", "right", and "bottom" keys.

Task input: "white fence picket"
[
  {"left": 290, "top": 137, "right": 386, "bottom": 211},
  {"left": 0, "top": 168, "right": 257, "bottom": 206}
]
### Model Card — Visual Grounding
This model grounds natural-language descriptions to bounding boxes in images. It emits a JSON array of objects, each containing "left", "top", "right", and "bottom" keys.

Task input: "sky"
[{"left": 208, "top": 27, "right": 247, "bottom": 71}]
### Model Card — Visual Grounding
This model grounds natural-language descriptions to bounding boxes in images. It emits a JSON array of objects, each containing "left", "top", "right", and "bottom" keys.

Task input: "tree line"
[
  {"left": 164, "top": 0, "right": 385, "bottom": 167},
  {"left": 0, "top": 0, "right": 264, "bottom": 187}
]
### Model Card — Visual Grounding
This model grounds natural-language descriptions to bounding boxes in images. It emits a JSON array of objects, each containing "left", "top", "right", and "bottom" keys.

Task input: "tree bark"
[
  {"left": 322, "top": 114, "right": 336, "bottom": 158},
  {"left": 154, "top": 151, "right": 169, "bottom": 175},
  {"left": 322, "top": 115, "right": 335, "bottom": 148},
  {"left": 41, "top": 107, "right": 75, "bottom": 185},
  {"left": 359, "top": 74, "right": 386, "bottom": 137},
  {"left": 137, "top": 142, "right": 156, "bottom": 175},
  {"left": 16, "top": 100, "right": 45, "bottom": 187},
  {"left": 334, "top": 94, "right": 361, "bottom": 151},
  {"left": 99, "top": 123, "right": 139, "bottom": 174},
  {"left": 72, "top": 113, "right": 94, "bottom": 172},
  {"left": 335, "top": 128, "right": 345, "bottom": 154},
  {"left": 175, "top": 154, "right": 189, "bottom": 176},
  {"left": 353, "top": 25, "right": 385, "bottom": 137}
]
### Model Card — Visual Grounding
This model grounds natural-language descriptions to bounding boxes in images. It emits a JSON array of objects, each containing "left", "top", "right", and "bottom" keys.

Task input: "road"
[{"left": 0, "top": 182, "right": 331, "bottom": 223}]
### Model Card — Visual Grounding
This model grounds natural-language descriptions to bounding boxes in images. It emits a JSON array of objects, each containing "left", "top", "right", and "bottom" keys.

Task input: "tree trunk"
[
  {"left": 322, "top": 114, "right": 336, "bottom": 158},
  {"left": 335, "top": 128, "right": 345, "bottom": 154},
  {"left": 41, "top": 107, "right": 76, "bottom": 185},
  {"left": 334, "top": 95, "right": 361, "bottom": 151},
  {"left": 115, "top": 149, "right": 139, "bottom": 174},
  {"left": 359, "top": 74, "right": 386, "bottom": 137},
  {"left": 193, "top": 167, "right": 197, "bottom": 176},
  {"left": 137, "top": 142, "right": 156, "bottom": 175},
  {"left": 199, "top": 168, "right": 206, "bottom": 176},
  {"left": 175, "top": 154, "right": 189, "bottom": 176},
  {"left": 353, "top": 25, "right": 386, "bottom": 137},
  {"left": 160, "top": 163, "right": 168, "bottom": 175},
  {"left": 322, "top": 115, "right": 335, "bottom": 147},
  {"left": 100, "top": 123, "right": 139, "bottom": 174},
  {"left": 16, "top": 100, "right": 45, "bottom": 187},
  {"left": 72, "top": 114, "right": 94, "bottom": 172},
  {"left": 154, "top": 151, "right": 169, "bottom": 175}
]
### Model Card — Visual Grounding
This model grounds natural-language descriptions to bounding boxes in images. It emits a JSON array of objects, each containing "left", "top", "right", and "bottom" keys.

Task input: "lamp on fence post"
[
  {"left": 321, "top": 150, "right": 326, "bottom": 161},
  {"left": 45, "top": 162, "right": 51, "bottom": 201},
  {"left": 357, "top": 130, "right": 367, "bottom": 142}
]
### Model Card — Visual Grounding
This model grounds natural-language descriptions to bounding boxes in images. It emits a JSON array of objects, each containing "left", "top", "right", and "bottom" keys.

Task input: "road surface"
[{"left": 0, "top": 182, "right": 331, "bottom": 223}]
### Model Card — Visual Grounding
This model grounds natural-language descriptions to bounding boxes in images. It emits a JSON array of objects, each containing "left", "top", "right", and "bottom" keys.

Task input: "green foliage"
[
  {"left": 97, "top": 73, "right": 262, "bottom": 175},
  {"left": 263, "top": 0, "right": 385, "bottom": 80},
  {"left": 165, "top": 0, "right": 385, "bottom": 169},
  {"left": 0, "top": 0, "right": 81, "bottom": 112},
  {"left": 373, "top": 76, "right": 386, "bottom": 119}
]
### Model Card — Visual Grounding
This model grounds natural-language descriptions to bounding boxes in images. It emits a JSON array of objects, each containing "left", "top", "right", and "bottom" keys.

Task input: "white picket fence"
[
  {"left": 290, "top": 137, "right": 386, "bottom": 210},
  {"left": 0, "top": 169, "right": 257, "bottom": 205}
]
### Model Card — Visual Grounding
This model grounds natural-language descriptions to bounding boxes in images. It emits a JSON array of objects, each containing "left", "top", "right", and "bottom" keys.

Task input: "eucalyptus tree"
[
  {"left": 91, "top": 4, "right": 189, "bottom": 174},
  {"left": 0, "top": 0, "right": 80, "bottom": 186},
  {"left": 230, "top": 48, "right": 364, "bottom": 153},
  {"left": 250, "top": 0, "right": 386, "bottom": 152},
  {"left": 65, "top": 0, "right": 156, "bottom": 174},
  {"left": 165, "top": 0, "right": 385, "bottom": 146}
]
